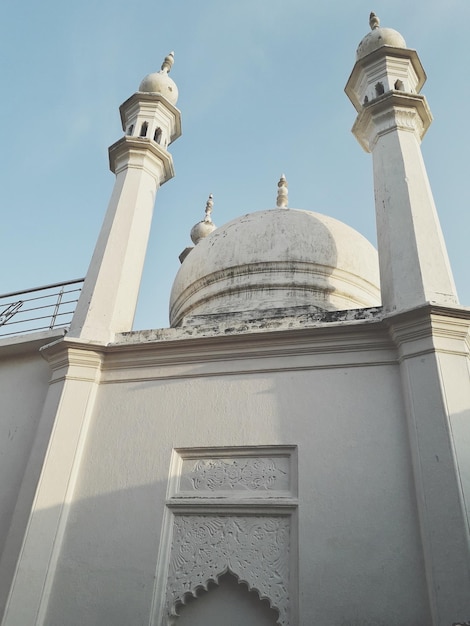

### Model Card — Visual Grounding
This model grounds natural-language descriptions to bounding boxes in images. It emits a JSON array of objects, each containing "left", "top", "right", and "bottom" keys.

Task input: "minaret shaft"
[
  {"left": 70, "top": 156, "right": 160, "bottom": 342},
  {"left": 372, "top": 121, "right": 458, "bottom": 311}
]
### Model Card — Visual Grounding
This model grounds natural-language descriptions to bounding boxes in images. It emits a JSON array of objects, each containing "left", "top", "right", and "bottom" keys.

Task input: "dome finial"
[
  {"left": 161, "top": 51, "right": 174, "bottom": 74},
  {"left": 276, "top": 174, "right": 288, "bottom": 208},
  {"left": 369, "top": 12, "right": 380, "bottom": 30},
  {"left": 204, "top": 193, "right": 214, "bottom": 223},
  {"left": 190, "top": 194, "right": 217, "bottom": 245}
]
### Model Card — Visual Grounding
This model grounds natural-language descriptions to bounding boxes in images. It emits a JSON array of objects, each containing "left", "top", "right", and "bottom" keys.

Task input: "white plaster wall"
[
  {"left": 0, "top": 345, "right": 52, "bottom": 616},
  {"left": 44, "top": 349, "right": 430, "bottom": 626}
]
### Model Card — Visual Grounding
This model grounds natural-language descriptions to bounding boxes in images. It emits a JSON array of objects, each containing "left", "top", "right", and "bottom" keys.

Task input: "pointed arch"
[
  {"left": 394, "top": 79, "right": 405, "bottom": 91},
  {"left": 165, "top": 515, "right": 290, "bottom": 626},
  {"left": 174, "top": 570, "right": 279, "bottom": 625},
  {"left": 153, "top": 127, "right": 163, "bottom": 144},
  {"left": 375, "top": 81, "right": 385, "bottom": 96}
]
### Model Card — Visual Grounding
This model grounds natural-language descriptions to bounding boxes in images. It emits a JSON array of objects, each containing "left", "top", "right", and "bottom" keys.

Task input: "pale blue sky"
[{"left": 1, "top": 1, "right": 469, "bottom": 330}]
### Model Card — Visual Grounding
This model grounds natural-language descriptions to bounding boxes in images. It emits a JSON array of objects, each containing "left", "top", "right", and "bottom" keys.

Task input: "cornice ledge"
[
  {"left": 0, "top": 329, "right": 65, "bottom": 359},
  {"left": 353, "top": 92, "right": 432, "bottom": 151},
  {"left": 115, "top": 306, "right": 386, "bottom": 346},
  {"left": 386, "top": 303, "right": 470, "bottom": 355},
  {"left": 166, "top": 501, "right": 298, "bottom": 514},
  {"left": 108, "top": 136, "right": 174, "bottom": 182},
  {"left": 105, "top": 320, "right": 394, "bottom": 366},
  {"left": 386, "top": 302, "right": 470, "bottom": 325},
  {"left": 40, "top": 336, "right": 105, "bottom": 372}
]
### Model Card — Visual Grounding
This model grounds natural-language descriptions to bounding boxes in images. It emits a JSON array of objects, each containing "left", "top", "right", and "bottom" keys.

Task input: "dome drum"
[{"left": 170, "top": 261, "right": 381, "bottom": 327}]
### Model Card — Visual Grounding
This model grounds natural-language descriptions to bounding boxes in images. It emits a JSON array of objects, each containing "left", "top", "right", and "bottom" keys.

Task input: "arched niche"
[{"left": 174, "top": 572, "right": 279, "bottom": 626}]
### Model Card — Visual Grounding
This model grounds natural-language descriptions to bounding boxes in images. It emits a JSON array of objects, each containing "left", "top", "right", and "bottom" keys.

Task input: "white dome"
[
  {"left": 139, "top": 71, "right": 178, "bottom": 105},
  {"left": 356, "top": 27, "right": 407, "bottom": 60},
  {"left": 139, "top": 52, "right": 178, "bottom": 105},
  {"left": 170, "top": 208, "right": 381, "bottom": 327},
  {"left": 190, "top": 220, "right": 216, "bottom": 245}
]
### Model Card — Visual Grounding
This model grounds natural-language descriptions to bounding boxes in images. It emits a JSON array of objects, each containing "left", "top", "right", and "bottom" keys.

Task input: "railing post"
[{"left": 49, "top": 287, "right": 65, "bottom": 329}]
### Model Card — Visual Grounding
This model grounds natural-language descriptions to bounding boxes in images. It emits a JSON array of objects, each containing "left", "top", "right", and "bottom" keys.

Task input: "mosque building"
[{"left": 1, "top": 13, "right": 470, "bottom": 626}]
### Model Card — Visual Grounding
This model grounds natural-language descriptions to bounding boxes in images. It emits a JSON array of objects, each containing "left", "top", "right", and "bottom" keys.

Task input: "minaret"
[
  {"left": 345, "top": 14, "right": 458, "bottom": 313},
  {"left": 69, "top": 52, "right": 182, "bottom": 343}
]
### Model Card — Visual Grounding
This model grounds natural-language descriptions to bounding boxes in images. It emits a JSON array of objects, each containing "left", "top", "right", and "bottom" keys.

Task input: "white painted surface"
[
  {"left": 170, "top": 209, "right": 381, "bottom": 326},
  {"left": 0, "top": 344, "right": 53, "bottom": 617},
  {"left": 347, "top": 31, "right": 458, "bottom": 314},
  {"left": 356, "top": 26, "right": 406, "bottom": 60},
  {"left": 37, "top": 327, "right": 430, "bottom": 625},
  {"left": 69, "top": 87, "right": 181, "bottom": 344}
]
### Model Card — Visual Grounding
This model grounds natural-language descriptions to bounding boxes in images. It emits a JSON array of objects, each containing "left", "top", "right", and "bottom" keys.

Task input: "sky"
[{"left": 1, "top": 0, "right": 469, "bottom": 330}]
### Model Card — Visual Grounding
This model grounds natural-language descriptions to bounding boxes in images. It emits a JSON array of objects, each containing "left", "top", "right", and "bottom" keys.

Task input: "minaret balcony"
[{"left": 352, "top": 91, "right": 433, "bottom": 152}]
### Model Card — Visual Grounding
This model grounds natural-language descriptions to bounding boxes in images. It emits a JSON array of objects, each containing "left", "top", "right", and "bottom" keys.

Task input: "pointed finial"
[
  {"left": 276, "top": 174, "right": 288, "bottom": 208},
  {"left": 204, "top": 193, "right": 214, "bottom": 223},
  {"left": 369, "top": 12, "right": 380, "bottom": 30},
  {"left": 161, "top": 51, "right": 174, "bottom": 74},
  {"left": 190, "top": 194, "right": 217, "bottom": 245}
]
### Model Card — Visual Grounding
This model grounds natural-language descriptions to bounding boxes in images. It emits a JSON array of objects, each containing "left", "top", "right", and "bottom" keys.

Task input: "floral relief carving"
[
  {"left": 188, "top": 458, "right": 286, "bottom": 491},
  {"left": 370, "top": 107, "right": 424, "bottom": 141},
  {"left": 165, "top": 515, "right": 290, "bottom": 625}
]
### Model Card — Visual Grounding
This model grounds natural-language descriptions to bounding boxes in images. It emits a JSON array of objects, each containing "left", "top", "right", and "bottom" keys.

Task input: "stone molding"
[
  {"left": 102, "top": 323, "right": 395, "bottom": 382},
  {"left": 39, "top": 339, "right": 104, "bottom": 383},
  {"left": 387, "top": 307, "right": 470, "bottom": 361},
  {"left": 108, "top": 136, "right": 174, "bottom": 183},
  {"left": 352, "top": 92, "right": 432, "bottom": 152}
]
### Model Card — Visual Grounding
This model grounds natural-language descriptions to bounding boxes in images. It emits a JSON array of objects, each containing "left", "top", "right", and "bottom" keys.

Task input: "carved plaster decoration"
[
  {"left": 189, "top": 457, "right": 287, "bottom": 492},
  {"left": 165, "top": 515, "right": 290, "bottom": 625},
  {"left": 175, "top": 446, "right": 296, "bottom": 498},
  {"left": 374, "top": 107, "right": 424, "bottom": 137},
  {"left": 148, "top": 447, "right": 298, "bottom": 626},
  {"left": 358, "top": 107, "right": 424, "bottom": 151},
  {"left": 353, "top": 93, "right": 431, "bottom": 152}
]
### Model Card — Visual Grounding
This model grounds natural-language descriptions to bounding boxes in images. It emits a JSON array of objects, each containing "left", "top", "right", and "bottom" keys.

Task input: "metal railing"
[{"left": 0, "top": 278, "right": 84, "bottom": 338}]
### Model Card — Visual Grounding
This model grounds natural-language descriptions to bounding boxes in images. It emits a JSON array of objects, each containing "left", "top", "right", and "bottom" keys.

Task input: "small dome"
[
  {"left": 170, "top": 208, "right": 381, "bottom": 327},
  {"left": 139, "top": 52, "right": 178, "bottom": 105},
  {"left": 190, "top": 220, "right": 216, "bottom": 245},
  {"left": 356, "top": 13, "right": 406, "bottom": 60}
]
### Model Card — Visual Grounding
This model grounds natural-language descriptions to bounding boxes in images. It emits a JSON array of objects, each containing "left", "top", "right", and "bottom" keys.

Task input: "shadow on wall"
[{"left": 5, "top": 481, "right": 284, "bottom": 626}]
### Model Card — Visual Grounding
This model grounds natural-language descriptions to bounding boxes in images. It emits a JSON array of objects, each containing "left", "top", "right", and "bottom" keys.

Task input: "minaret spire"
[
  {"left": 345, "top": 15, "right": 458, "bottom": 312},
  {"left": 69, "top": 54, "right": 182, "bottom": 342},
  {"left": 161, "top": 51, "right": 174, "bottom": 73},
  {"left": 369, "top": 12, "right": 380, "bottom": 29}
]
